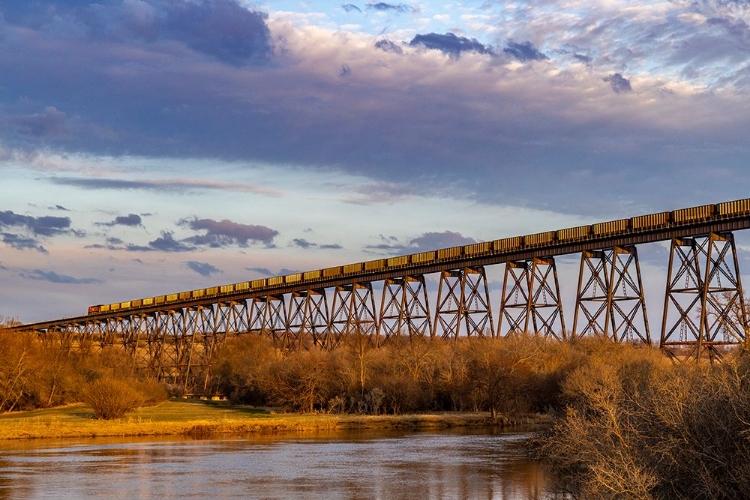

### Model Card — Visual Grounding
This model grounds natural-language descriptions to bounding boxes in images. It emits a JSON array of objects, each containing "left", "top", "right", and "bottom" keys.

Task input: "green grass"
[{"left": 0, "top": 400, "right": 549, "bottom": 441}]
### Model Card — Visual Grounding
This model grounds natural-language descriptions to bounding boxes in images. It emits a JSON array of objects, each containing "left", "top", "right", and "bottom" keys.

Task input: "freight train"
[{"left": 87, "top": 199, "right": 750, "bottom": 316}]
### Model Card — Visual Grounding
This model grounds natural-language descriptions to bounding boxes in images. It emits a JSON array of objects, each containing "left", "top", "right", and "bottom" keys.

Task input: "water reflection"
[{"left": 0, "top": 429, "right": 565, "bottom": 499}]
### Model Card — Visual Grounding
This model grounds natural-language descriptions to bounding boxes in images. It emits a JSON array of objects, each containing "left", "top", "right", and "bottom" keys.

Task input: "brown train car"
[{"left": 88, "top": 305, "right": 101, "bottom": 315}]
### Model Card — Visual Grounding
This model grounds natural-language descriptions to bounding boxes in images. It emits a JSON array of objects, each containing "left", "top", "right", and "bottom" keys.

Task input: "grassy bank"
[{"left": 0, "top": 400, "right": 550, "bottom": 440}]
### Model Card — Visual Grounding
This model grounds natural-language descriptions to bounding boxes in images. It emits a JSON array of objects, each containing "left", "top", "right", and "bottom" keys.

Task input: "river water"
[{"left": 0, "top": 429, "right": 565, "bottom": 499}]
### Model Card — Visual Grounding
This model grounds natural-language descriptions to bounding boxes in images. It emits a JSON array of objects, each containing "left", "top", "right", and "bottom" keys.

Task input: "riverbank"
[{"left": 0, "top": 400, "right": 552, "bottom": 440}]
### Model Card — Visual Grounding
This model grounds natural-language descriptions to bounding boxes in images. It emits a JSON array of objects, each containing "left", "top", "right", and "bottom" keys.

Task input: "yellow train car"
[
  {"left": 557, "top": 225, "right": 591, "bottom": 242},
  {"left": 323, "top": 266, "right": 342, "bottom": 277},
  {"left": 593, "top": 219, "right": 629, "bottom": 236},
  {"left": 631, "top": 212, "right": 670, "bottom": 230},
  {"left": 493, "top": 237, "right": 522, "bottom": 252},
  {"left": 718, "top": 199, "right": 750, "bottom": 216},
  {"left": 524, "top": 231, "right": 555, "bottom": 246},
  {"left": 343, "top": 263, "right": 362, "bottom": 273},
  {"left": 464, "top": 242, "right": 491, "bottom": 255},
  {"left": 304, "top": 270, "right": 321, "bottom": 280},
  {"left": 364, "top": 259, "right": 386, "bottom": 271},
  {"left": 437, "top": 247, "right": 462, "bottom": 259},
  {"left": 673, "top": 204, "right": 714, "bottom": 223},
  {"left": 387, "top": 255, "right": 408, "bottom": 267},
  {"left": 285, "top": 273, "right": 302, "bottom": 284},
  {"left": 412, "top": 250, "right": 436, "bottom": 264}
]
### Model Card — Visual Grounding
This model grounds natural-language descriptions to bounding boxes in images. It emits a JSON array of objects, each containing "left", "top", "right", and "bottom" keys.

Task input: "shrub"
[{"left": 83, "top": 377, "right": 144, "bottom": 420}]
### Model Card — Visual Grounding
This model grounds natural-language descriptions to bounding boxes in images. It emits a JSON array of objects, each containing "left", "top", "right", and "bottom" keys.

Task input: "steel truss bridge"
[{"left": 11, "top": 199, "right": 750, "bottom": 393}]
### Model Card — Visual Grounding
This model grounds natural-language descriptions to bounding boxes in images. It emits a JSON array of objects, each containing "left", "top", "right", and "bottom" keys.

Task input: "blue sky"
[{"left": 1, "top": 0, "right": 750, "bottom": 323}]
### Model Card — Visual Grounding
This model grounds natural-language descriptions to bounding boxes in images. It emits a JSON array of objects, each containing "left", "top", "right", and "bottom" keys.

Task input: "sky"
[{"left": 1, "top": 0, "right": 750, "bottom": 325}]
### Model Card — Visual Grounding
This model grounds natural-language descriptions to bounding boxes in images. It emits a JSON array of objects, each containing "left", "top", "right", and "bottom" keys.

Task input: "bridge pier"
[
  {"left": 379, "top": 275, "right": 433, "bottom": 343},
  {"left": 573, "top": 246, "right": 650, "bottom": 344},
  {"left": 328, "top": 283, "right": 379, "bottom": 349},
  {"left": 434, "top": 267, "right": 494, "bottom": 340},
  {"left": 287, "top": 289, "right": 329, "bottom": 350},
  {"left": 660, "top": 233, "right": 748, "bottom": 361},
  {"left": 498, "top": 257, "right": 566, "bottom": 339}
]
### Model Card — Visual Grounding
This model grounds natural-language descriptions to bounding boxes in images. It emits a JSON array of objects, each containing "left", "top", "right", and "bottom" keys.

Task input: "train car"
[
  {"left": 267, "top": 276, "right": 283, "bottom": 286},
  {"left": 131, "top": 299, "right": 142, "bottom": 308},
  {"left": 718, "top": 199, "right": 750, "bottom": 216},
  {"left": 178, "top": 291, "right": 191, "bottom": 300},
  {"left": 557, "top": 225, "right": 591, "bottom": 242},
  {"left": 285, "top": 273, "right": 302, "bottom": 284},
  {"left": 220, "top": 284, "right": 235, "bottom": 294},
  {"left": 304, "top": 270, "right": 321, "bottom": 280},
  {"left": 631, "top": 212, "right": 670, "bottom": 231},
  {"left": 88, "top": 305, "right": 101, "bottom": 315},
  {"left": 672, "top": 204, "right": 714, "bottom": 224},
  {"left": 323, "top": 266, "right": 342, "bottom": 277},
  {"left": 155, "top": 295, "right": 166, "bottom": 305},
  {"left": 437, "top": 246, "right": 462, "bottom": 260},
  {"left": 166, "top": 293, "right": 179, "bottom": 302},
  {"left": 412, "top": 250, "right": 436, "bottom": 264},
  {"left": 343, "top": 263, "right": 363, "bottom": 274},
  {"left": 364, "top": 258, "right": 386, "bottom": 271},
  {"left": 387, "top": 255, "right": 408, "bottom": 267},
  {"left": 236, "top": 282, "right": 250, "bottom": 292},
  {"left": 493, "top": 236, "right": 522, "bottom": 252},
  {"left": 143, "top": 297, "right": 154, "bottom": 306},
  {"left": 191, "top": 289, "right": 205, "bottom": 299},
  {"left": 524, "top": 231, "right": 555, "bottom": 246},
  {"left": 592, "top": 219, "right": 629, "bottom": 236},
  {"left": 464, "top": 242, "right": 490, "bottom": 255}
]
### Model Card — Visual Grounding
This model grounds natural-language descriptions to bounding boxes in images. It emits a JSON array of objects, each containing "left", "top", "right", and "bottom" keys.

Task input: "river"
[{"left": 0, "top": 428, "right": 566, "bottom": 499}]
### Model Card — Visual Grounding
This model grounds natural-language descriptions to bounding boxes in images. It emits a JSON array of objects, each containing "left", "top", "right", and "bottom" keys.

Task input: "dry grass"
[{"left": 0, "top": 399, "right": 550, "bottom": 440}]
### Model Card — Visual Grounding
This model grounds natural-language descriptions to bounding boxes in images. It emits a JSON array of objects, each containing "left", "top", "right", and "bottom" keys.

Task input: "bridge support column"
[
  {"left": 434, "top": 266, "right": 494, "bottom": 340},
  {"left": 287, "top": 289, "right": 329, "bottom": 350},
  {"left": 573, "top": 246, "right": 650, "bottom": 343},
  {"left": 379, "top": 275, "right": 433, "bottom": 344},
  {"left": 660, "top": 233, "right": 748, "bottom": 361},
  {"left": 249, "top": 295, "right": 287, "bottom": 345},
  {"left": 498, "top": 257, "right": 566, "bottom": 340},
  {"left": 329, "top": 283, "right": 378, "bottom": 349}
]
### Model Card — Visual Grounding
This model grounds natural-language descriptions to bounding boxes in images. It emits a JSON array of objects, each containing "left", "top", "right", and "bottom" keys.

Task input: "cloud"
[
  {"left": 366, "top": 3, "right": 413, "bottom": 13},
  {"left": 185, "top": 261, "right": 222, "bottom": 277},
  {"left": 340, "top": 64, "right": 352, "bottom": 77},
  {"left": 409, "top": 32, "right": 495, "bottom": 57},
  {"left": 49, "top": 205, "right": 70, "bottom": 211},
  {"left": 19, "top": 269, "right": 102, "bottom": 285},
  {"left": 180, "top": 218, "right": 279, "bottom": 247},
  {"left": 11, "top": 107, "right": 69, "bottom": 138},
  {"left": 365, "top": 230, "right": 476, "bottom": 254},
  {"left": 0, "top": 210, "right": 72, "bottom": 236},
  {"left": 2, "top": 233, "right": 48, "bottom": 253},
  {"left": 247, "top": 267, "right": 272, "bottom": 276},
  {"left": 127, "top": 231, "right": 194, "bottom": 252},
  {"left": 49, "top": 177, "right": 282, "bottom": 196},
  {"left": 290, "top": 238, "right": 343, "bottom": 250},
  {"left": 342, "top": 4, "right": 362, "bottom": 13},
  {"left": 604, "top": 73, "right": 633, "bottom": 94},
  {"left": 374, "top": 39, "right": 402, "bottom": 54},
  {"left": 98, "top": 213, "right": 143, "bottom": 227},
  {"left": 503, "top": 41, "right": 548, "bottom": 62}
]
